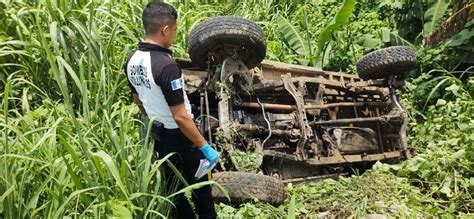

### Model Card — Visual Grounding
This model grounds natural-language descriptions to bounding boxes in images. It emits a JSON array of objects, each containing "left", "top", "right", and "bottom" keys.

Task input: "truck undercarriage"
[
  {"left": 180, "top": 58, "right": 411, "bottom": 182},
  {"left": 182, "top": 16, "right": 417, "bottom": 204}
]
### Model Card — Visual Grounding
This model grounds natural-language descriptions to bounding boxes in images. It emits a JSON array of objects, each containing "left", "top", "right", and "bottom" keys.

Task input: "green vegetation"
[
  {"left": 0, "top": 0, "right": 211, "bottom": 217},
  {"left": 1, "top": 0, "right": 473, "bottom": 218}
]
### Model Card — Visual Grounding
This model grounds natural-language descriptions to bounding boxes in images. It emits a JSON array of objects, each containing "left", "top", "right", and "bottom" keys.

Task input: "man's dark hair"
[{"left": 142, "top": 2, "right": 178, "bottom": 35}]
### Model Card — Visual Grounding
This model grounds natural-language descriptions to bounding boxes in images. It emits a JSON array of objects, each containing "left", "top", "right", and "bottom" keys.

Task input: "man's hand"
[
  {"left": 170, "top": 104, "right": 219, "bottom": 165},
  {"left": 199, "top": 142, "right": 219, "bottom": 165}
]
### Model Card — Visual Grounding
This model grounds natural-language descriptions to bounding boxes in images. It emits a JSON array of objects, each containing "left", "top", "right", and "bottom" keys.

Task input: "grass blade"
[{"left": 92, "top": 150, "right": 129, "bottom": 199}]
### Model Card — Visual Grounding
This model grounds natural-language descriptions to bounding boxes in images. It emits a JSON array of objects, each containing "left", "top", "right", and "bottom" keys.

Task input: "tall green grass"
[
  {"left": 0, "top": 0, "right": 216, "bottom": 217},
  {"left": 0, "top": 80, "right": 208, "bottom": 217},
  {"left": 3, "top": 0, "right": 470, "bottom": 217}
]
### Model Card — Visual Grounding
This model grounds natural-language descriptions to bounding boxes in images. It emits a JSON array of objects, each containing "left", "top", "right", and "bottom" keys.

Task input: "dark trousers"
[{"left": 154, "top": 128, "right": 217, "bottom": 219}]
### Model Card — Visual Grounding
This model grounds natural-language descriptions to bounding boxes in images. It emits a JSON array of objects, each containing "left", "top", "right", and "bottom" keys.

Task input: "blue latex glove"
[{"left": 199, "top": 142, "right": 219, "bottom": 165}]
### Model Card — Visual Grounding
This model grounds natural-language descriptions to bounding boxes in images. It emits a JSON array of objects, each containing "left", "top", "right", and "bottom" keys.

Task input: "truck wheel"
[
  {"left": 356, "top": 46, "right": 417, "bottom": 80},
  {"left": 211, "top": 172, "right": 285, "bottom": 205},
  {"left": 188, "top": 16, "right": 266, "bottom": 69}
]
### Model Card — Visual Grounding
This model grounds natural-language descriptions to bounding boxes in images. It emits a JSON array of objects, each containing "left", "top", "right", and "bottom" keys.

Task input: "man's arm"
[
  {"left": 156, "top": 63, "right": 206, "bottom": 147},
  {"left": 124, "top": 51, "right": 145, "bottom": 116},
  {"left": 132, "top": 93, "right": 147, "bottom": 116},
  {"left": 169, "top": 103, "right": 206, "bottom": 147}
]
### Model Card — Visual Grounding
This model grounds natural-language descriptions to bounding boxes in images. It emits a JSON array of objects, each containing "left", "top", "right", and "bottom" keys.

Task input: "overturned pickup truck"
[{"left": 180, "top": 16, "right": 417, "bottom": 205}]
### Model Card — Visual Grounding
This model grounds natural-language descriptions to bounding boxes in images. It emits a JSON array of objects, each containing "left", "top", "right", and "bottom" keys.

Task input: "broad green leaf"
[
  {"left": 316, "top": 0, "right": 356, "bottom": 56},
  {"left": 440, "top": 177, "right": 453, "bottom": 197},
  {"left": 435, "top": 99, "right": 447, "bottom": 106},
  {"left": 108, "top": 200, "right": 133, "bottom": 219},
  {"left": 357, "top": 34, "right": 381, "bottom": 49},
  {"left": 445, "top": 20, "right": 474, "bottom": 47},
  {"left": 277, "top": 15, "right": 309, "bottom": 57},
  {"left": 423, "top": 0, "right": 450, "bottom": 35},
  {"left": 445, "top": 83, "right": 460, "bottom": 96},
  {"left": 287, "top": 194, "right": 296, "bottom": 219},
  {"left": 453, "top": 149, "right": 465, "bottom": 159}
]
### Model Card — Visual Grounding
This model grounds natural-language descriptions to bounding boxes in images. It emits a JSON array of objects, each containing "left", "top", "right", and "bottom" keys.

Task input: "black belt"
[{"left": 151, "top": 120, "right": 180, "bottom": 141}]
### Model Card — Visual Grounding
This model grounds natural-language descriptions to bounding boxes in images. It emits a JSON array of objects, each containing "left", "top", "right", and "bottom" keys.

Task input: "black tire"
[
  {"left": 356, "top": 46, "right": 417, "bottom": 80},
  {"left": 211, "top": 172, "right": 285, "bottom": 205},
  {"left": 188, "top": 16, "right": 266, "bottom": 69}
]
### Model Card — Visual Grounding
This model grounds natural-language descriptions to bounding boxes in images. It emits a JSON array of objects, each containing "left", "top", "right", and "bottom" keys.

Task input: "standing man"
[{"left": 124, "top": 2, "right": 218, "bottom": 218}]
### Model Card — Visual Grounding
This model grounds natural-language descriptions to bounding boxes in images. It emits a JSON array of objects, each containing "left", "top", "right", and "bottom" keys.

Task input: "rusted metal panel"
[
  {"left": 282, "top": 74, "right": 311, "bottom": 160},
  {"left": 281, "top": 173, "right": 346, "bottom": 184},
  {"left": 384, "top": 151, "right": 402, "bottom": 158},
  {"left": 179, "top": 58, "right": 366, "bottom": 87},
  {"left": 310, "top": 113, "right": 401, "bottom": 125},
  {"left": 238, "top": 101, "right": 390, "bottom": 111},
  {"left": 343, "top": 155, "right": 363, "bottom": 163},
  {"left": 180, "top": 56, "right": 409, "bottom": 181},
  {"left": 264, "top": 150, "right": 404, "bottom": 166},
  {"left": 260, "top": 59, "right": 325, "bottom": 75},
  {"left": 363, "top": 154, "right": 385, "bottom": 161}
]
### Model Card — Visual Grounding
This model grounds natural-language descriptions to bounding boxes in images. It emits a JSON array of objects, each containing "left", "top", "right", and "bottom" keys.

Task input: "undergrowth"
[{"left": 1, "top": 0, "right": 473, "bottom": 217}]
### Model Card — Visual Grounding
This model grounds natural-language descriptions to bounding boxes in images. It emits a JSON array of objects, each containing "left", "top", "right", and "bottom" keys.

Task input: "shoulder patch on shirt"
[{"left": 170, "top": 78, "right": 184, "bottom": 91}]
